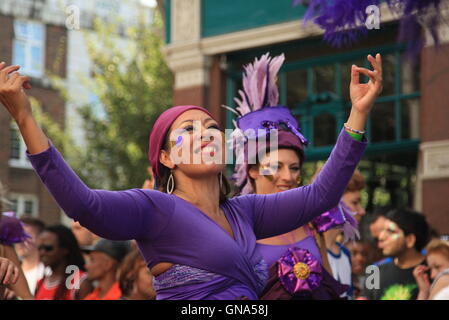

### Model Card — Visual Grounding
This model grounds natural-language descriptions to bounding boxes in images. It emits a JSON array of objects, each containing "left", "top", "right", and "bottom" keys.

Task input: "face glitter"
[{"left": 176, "top": 136, "right": 183, "bottom": 147}]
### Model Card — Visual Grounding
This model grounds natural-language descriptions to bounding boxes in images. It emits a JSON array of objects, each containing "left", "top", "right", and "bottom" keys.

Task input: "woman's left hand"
[{"left": 350, "top": 54, "right": 383, "bottom": 115}]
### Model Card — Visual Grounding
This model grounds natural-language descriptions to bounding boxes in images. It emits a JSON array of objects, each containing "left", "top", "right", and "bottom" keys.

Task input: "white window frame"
[
  {"left": 8, "top": 193, "right": 39, "bottom": 218},
  {"left": 9, "top": 122, "right": 33, "bottom": 169},
  {"left": 12, "top": 19, "right": 45, "bottom": 78}
]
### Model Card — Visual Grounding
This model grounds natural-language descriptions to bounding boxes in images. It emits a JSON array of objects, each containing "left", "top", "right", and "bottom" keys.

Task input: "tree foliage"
[{"left": 63, "top": 11, "right": 172, "bottom": 189}]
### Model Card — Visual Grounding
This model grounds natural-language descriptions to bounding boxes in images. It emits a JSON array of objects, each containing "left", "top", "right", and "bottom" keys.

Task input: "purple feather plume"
[
  {"left": 230, "top": 53, "right": 286, "bottom": 193},
  {"left": 234, "top": 53, "right": 285, "bottom": 115},
  {"left": 0, "top": 212, "right": 32, "bottom": 246},
  {"left": 293, "top": 0, "right": 446, "bottom": 58}
]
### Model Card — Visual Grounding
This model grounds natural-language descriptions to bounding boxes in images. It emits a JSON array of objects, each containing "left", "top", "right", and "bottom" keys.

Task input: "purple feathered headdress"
[
  {"left": 311, "top": 201, "right": 360, "bottom": 242},
  {"left": 224, "top": 53, "right": 309, "bottom": 194},
  {"left": 293, "top": 0, "right": 446, "bottom": 60},
  {"left": 0, "top": 212, "right": 32, "bottom": 246}
]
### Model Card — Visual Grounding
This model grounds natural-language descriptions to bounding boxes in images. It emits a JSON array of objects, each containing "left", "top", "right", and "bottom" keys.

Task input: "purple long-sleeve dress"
[{"left": 26, "top": 129, "right": 366, "bottom": 299}]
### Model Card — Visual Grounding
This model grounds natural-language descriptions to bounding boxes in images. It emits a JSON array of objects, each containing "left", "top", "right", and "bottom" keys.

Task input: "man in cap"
[{"left": 83, "top": 239, "right": 130, "bottom": 300}]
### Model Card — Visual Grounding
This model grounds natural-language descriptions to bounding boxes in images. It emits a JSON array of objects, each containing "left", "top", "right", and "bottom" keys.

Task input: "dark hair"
[
  {"left": 368, "top": 206, "right": 393, "bottom": 226},
  {"left": 156, "top": 130, "right": 231, "bottom": 204},
  {"left": 44, "top": 225, "right": 85, "bottom": 300},
  {"left": 20, "top": 216, "right": 45, "bottom": 234},
  {"left": 385, "top": 208, "right": 430, "bottom": 252}
]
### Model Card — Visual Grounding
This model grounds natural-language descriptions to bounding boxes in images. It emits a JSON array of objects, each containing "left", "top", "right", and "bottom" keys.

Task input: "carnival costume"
[
  {"left": 228, "top": 53, "right": 360, "bottom": 299},
  {"left": 26, "top": 86, "right": 367, "bottom": 298}
]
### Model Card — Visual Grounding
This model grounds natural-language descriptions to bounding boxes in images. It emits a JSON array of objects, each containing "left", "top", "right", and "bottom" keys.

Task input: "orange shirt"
[{"left": 83, "top": 281, "right": 122, "bottom": 300}]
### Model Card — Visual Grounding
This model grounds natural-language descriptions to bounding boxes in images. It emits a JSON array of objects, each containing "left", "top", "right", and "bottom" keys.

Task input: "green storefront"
[{"left": 162, "top": 0, "right": 449, "bottom": 233}]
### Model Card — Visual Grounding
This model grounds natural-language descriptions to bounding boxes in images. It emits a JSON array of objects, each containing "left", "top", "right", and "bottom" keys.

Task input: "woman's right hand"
[
  {"left": 413, "top": 264, "right": 431, "bottom": 295},
  {"left": 0, "top": 62, "right": 33, "bottom": 124},
  {"left": 0, "top": 257, "right": 19, "bottom": 286}
]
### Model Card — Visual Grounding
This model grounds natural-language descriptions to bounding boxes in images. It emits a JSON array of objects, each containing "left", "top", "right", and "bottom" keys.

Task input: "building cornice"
[{"left": 164, "top": 2, "right": 401, "bottom": 89}]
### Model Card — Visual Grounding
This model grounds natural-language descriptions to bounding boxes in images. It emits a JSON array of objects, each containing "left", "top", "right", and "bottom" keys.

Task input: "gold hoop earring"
[
  {"left": 167, "top": 171, "right": 175, "bottom": 194},
  {"left": 296, "top": 175, "right": 302, "bottom": 186}
]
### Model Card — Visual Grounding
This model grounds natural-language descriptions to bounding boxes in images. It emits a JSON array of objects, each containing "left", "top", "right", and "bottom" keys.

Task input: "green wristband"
[{"left": 346, "top": 130, "right": 363, "bottom": 141}]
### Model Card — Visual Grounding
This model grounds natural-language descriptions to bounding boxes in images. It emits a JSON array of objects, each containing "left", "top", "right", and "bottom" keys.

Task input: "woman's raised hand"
[
  {"left": 0, "top": 62, "right": 33, "bottom": 124},
  {"left": 0, "top": 62, "right": 49, "bottom": 154},
  {"left": 345, "top": 54, "right": 383, "bottom": 132},
  {"left": 349, "top": 54, "right": 383, "bottom": 115}
]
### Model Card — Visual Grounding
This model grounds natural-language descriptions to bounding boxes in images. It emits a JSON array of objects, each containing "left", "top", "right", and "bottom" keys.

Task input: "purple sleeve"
[
  {"left": 26, "top": 141, "right": 173, "bottom": 241},
  {"left": 247, "top": 129, "right": 367, "bottom": 239}
]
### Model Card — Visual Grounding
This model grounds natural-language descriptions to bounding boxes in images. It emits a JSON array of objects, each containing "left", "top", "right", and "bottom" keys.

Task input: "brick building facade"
[
  {"left": 0, "top": 8, "right": 67, "bottom": 224},
  {"left": 0, "top": 0, "right": 152, "bottom": 225}
]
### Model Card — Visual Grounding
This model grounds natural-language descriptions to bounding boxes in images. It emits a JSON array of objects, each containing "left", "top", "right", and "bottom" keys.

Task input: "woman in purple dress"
[
  {"left": 0, "top": 53, "right": 382, "bottom": 299},
  {"left": 228, "top": 53, "right": 361, "bottom": 299}
]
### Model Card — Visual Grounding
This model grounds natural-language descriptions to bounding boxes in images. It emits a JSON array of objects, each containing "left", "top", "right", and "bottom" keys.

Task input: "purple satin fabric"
[{"left": 278, "top": 247, "right": 322, "bottom": 294}]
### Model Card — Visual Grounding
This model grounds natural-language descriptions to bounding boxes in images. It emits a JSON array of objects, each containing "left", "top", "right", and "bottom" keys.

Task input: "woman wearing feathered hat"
[
  {"left": 0, "top": 52, "right": 381, "bottom": 299},
  {"left": 227, "top": 53, "right": 362, "bottom": 300}
]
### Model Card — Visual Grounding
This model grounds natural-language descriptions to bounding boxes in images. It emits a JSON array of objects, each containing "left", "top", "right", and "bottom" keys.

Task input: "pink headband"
[{"left": 148, "top": 105, "right": 215, "bottom": 180}]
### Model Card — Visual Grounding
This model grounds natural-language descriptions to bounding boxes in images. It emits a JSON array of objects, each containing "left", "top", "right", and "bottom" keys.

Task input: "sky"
[{"left": 140, "top": 0, "right": 157, "bottom": 7}]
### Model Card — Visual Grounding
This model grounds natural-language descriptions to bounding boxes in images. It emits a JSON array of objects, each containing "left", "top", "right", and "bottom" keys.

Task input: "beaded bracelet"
[{"left": 344, "top": 123, "right": 366, "bottom": 135}]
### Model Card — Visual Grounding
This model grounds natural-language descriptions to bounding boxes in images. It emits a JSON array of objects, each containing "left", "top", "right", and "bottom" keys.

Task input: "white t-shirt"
[
  {"left": 24, "top": 263, "right": 47, "bottom": 295},
  {"left": 327, "top": 242, "right": 352, "bottom": 297}
]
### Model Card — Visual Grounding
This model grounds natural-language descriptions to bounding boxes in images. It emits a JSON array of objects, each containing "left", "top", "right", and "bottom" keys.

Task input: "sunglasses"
[{"left": 38, "top": 245, "right": 55, "bottom": 252}]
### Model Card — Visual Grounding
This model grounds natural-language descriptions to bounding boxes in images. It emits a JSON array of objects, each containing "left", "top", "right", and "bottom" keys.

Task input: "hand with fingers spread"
[
  {"left": 0, "top": 62, "right": 33, "bottom": 124},
  {"left": 0, "top": 63, "right": 49, "bottom": 154},
  {"left": 0, "top": 257, "right": 20, "bottom": 286},
  {"left": 350, "top": 54, "right": 383, "bottom": 115},
  {"left": 346, "top": 53, "right": 383, "bottom": 133}
]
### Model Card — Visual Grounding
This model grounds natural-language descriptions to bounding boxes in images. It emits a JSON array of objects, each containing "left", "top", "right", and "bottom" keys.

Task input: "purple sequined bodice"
[{"left": 153, "top": 261, "right": 268, "bottom": 300}]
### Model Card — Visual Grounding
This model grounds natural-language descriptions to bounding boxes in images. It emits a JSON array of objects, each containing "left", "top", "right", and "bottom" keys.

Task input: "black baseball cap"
[{"left": 83, "top": 239, "right": 130, "bottom": 262}]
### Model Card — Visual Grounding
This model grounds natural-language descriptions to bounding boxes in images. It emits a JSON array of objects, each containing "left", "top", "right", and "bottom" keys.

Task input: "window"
[
  {"left": 226, "top": 41, "right": 420, "bottom": 209},
  {"left": 228, "top": 44, "right": 420, "bottom": 159},
  {"left": 8, "top": 193, "right": 39, "bottom": 217},
  {"left": 9, "top": 122, "right": 33, "bottom": 169},
  {"left": 13, "top": 20, "right": 45, "bottom": 77}
]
